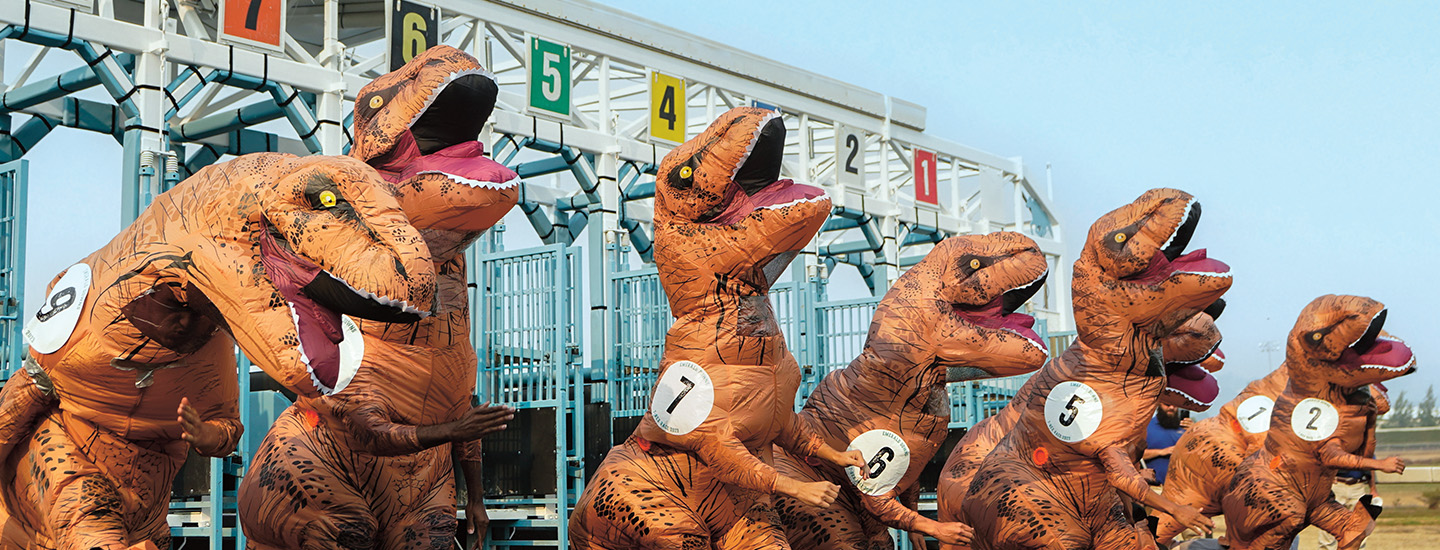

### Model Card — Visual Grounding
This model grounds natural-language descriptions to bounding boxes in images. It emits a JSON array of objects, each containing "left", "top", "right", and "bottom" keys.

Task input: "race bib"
[
  {"left": 1044, "top": 381, "right": 1103, "bottom": 442},
  {"left": 650, "top": 361, "right": 715, "bottom": 435},
  {"left": 24, "top": 264, "right": 92, "bottom": 354},
  {"left": 330, "top": 315, "right": 364, "bottom": 394},
  {"left": 1291, "top": 398, "right": 1339, "bottom": 441},
  {"left": 1235, "top": 395, "right": 1275, "bottom": 434},
  {"left": 845, "top": 429, "right": 911, "bottom": 496}
]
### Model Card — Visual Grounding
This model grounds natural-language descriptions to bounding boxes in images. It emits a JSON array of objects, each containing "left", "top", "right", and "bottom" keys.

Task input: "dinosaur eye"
[
  {"left": 319, "top": 190, "right": 337, "bottom": 209},
  {"left": 1114, "top": 233, "right": 1127, "bottom": 243},
  {"left": 679, "top": 166, "right": 693, "bottom": 179},
  {"left": 368, "top": 96, "right": 384, "bottom": 109},
  {"left": 970, "top": 259, "right": 981, "bottom": 269},
  {"left": 1310, "top": 332, "right": 1323, "bottom": 342}
]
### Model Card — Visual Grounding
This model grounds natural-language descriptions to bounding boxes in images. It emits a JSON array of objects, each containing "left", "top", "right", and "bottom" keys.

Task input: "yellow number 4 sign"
[{"left": 649, "top": 71, "right": 686, "bottom": 144}]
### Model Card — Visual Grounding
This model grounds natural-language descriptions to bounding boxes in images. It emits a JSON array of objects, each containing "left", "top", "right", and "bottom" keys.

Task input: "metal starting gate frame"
[{"left": 0, "top": 0, "right": 1076, "bottom": 547}]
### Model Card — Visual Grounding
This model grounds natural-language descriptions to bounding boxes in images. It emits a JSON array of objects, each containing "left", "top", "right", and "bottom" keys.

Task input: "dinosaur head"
[
  {"left": 655, "top": 107, "right": 825, "bottom": 225},
  {"left": 1159, "top": 301, "right": 1226, "bottom": 410},
  {"left": 1076, "top": 188, "right": 1232, "bottom": 343},
  {"left": 178, "top": 154, "right": 435, "bottom": 396},
  {"left": 652, "top": 107, "right": 829, "bottom": 290},
  {"left": 1284, "top": 295, "right": 1415, "bottom": 390},
  {"left": 897, "top": 232, "right": 1051, "bottom": 380},
  {"left": 348, "top": 45, "right": 519, "bottom": 261},
  {"left": 350, "top": 45, "right": 497, "bottom": 168}
]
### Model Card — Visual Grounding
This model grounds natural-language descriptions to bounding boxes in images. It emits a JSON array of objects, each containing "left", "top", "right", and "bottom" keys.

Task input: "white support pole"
[
  {"left": 315, "top": 0, "right": 345, "bottom": 154},
  {"left": 120, "top": 0, "right": 170, "bottom": 224}
]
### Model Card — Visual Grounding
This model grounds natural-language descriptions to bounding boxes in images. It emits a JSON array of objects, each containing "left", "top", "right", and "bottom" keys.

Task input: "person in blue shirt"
[{"left": 1144, "top": 402, "right": 1192, "bottom": 485}]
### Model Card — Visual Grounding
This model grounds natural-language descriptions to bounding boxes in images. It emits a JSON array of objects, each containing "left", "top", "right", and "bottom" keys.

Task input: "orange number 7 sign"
[{"left": 220, "top": 0, "right": 285, "bottom": 50}]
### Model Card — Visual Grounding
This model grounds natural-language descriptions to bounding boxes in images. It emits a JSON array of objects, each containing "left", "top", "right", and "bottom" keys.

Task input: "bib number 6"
[{"left": 845, "top": 429, "right": 910, "bottom": 496}]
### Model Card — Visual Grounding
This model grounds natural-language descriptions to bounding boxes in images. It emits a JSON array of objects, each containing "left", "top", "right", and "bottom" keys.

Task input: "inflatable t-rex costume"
[
  {"left": 237, "top": 46, "right": 519, "bottom": 549},
  {"left": 1220, "top": 295, "right": 1413, "bottom": 550},
  {"left": 568, "top": 107, "right": 866, "bottom": 550},
  {"left": 956, "top": 188, "right": 1232, "bottom": 550},
  {"left": 0, "top": 84, "right": 439, "bottom": 547},
  {"left": 935, "top": 306, "right": 1225, "bottom": 550},
  {"left": 771, "top": 232, "right": 1051, "bottom": 550}
]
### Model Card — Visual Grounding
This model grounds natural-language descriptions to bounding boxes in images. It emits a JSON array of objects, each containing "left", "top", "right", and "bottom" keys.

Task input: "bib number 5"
[
  {"left": 650, "top": 361, "right": 715, "bottom": 436},
  {"left": 1045, "top": 381, "right": 1104, "bottom": 442}
]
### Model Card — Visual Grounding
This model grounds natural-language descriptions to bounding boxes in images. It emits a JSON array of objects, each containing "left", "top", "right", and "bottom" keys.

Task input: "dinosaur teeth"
[
  {"left": 416, "top": 171, "right": 522, "bottom": 190},
  {"left": 408, "top": 68, "right": 497, "bottom": 130},
  {"left": 757, "top": 194, "right": 828, "bottom": 211},
  {"left": 730, "top": 111, "right": 781, "bottom": 184},
  {"left": 1174, "top": 270, "right": 1233, "bottom": 278},
  {"left": 1000, "top": 327, "right": 1047, "bottom": 353},
  {"left": 322, "top": 269, "right": 429, "bottom": 318},
  {"left": 1359, "top": 356, "right": 1416, "bottom": 372},
  {"left": 1160, "top": 198, "right": 1195, "bottom": 253},
  {"left": 287, "top": 302, "right": 333, "bottom": 394}
]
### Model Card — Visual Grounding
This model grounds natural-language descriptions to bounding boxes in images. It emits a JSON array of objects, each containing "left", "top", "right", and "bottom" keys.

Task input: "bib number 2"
[{"left": 1291, "top": 398, "right": 1339, "bottom": 441}]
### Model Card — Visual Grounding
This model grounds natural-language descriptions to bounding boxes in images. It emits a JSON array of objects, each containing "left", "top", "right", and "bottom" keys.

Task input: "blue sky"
[
  {"left": 596, "top": 0, "right": 1440, "bottom": 407},
  {"left": 8, "top": 1, "right": 1438, "bottom": 410}
]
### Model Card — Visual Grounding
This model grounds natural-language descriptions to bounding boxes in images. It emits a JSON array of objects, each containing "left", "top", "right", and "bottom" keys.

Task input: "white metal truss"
[{"left": 0, "top": 0, "right": 1071, "bottom": 327}]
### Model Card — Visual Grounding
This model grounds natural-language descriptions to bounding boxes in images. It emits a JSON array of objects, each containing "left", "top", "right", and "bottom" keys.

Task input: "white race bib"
[
  {"left": 650, "top": 361, "right": 715, "bottom": 435},
  {"left": 1235, "top": 395, "right": 1275, "bottom": 434},
  {"left": 330, "top": 315, "right": 364, "bottom": 394},
  {"left": 24, "top": 264, "right": 92, "bottom": 354},
  {"left": 1044, "top": 381, "right": 1103, "bottom": 442},
  {"left": 1291, "top": 398, "right": 1339, "bottom": 442},
  {"left": 845, "top": 429, "right": 911, "bottom": 496}
]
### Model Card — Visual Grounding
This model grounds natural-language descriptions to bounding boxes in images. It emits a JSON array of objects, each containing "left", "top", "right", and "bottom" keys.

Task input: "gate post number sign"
[
  {"left": 388, "top": 0, "right": 439, "bottom": 72},
  {"left": 914, "top": 148, "right": 938, "bottom": 205},
  {"left": 219, "top": 0, "right": 286, "bottom": 52},
  {"left": 835, "top": 122, "right": 865, "bottom": 191},
  {"left": 649, "top": 71, "right": 686, "bottom": 144},
  {"left": 527, "top": 36, "right": 573, "bottom": 120}
]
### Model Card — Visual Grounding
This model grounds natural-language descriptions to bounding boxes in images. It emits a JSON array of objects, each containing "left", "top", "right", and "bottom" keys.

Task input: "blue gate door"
[
  {"left": 0, "top": 160, "right": 27, "bottom": 379},
  {"left": 471, "top": 243, "right": 582, "bottom": 546}
]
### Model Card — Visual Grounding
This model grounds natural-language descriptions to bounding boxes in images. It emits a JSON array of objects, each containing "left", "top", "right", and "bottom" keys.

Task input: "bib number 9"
[
  {"left": 24, "top": 264, "right": 92, "bottom": 354},
  {"left": 845, "top": 429, "right": 910, "bottom": 496},
  {"left": 650, "top": 361, "right": 714, "bottom": 435},
  {"left": 1044, "top": 381, "right": 1103, "bottom": 442}
]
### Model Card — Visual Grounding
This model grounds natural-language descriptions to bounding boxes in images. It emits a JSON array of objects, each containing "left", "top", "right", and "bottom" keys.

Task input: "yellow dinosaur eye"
[
  {"left": 368, "top": 96, "right": 384, "bottom": 109},
  {"left": 1114, "top": 233, "right": 1127, "bottom": 243},
  {"left": 1311, "top": 332, "right": 1323, "bottom": 341},
  {"left": 969, "top": 259, "right": 981, "bottom": 269},
  {"left": 319, "top": 190, "right": 337, "bottom": 208},
  {"left": 679, "top": 166, "right": 693, "bottom": 179}
]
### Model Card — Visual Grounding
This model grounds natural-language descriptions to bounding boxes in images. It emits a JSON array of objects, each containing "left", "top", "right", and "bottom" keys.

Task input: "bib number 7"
[{"left": 650, "top": 361, "right": 715, "bottom": 436}]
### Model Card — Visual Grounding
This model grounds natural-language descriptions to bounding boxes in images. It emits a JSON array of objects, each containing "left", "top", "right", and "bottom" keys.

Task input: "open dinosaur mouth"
[
  {"left": 1337, "top": 310, "right": 1416, "bottom": 375},
  {"left": 370, "top": 70, "right": 509, "bottom": 189},
  {"left": 1124, "top": 199, "right": 1231, "bottom": 284},
  {"left": 709, "top": 113, "right": 826, "bottom": 224},
  {"left": 258, "top": 225, "right": 425, "bottom": 391},
  {"left": 954, "top": 270, "right": 1050, "bottom": 354},
  {"left": 1165, "top": 344, "right": 1222, "bottom": 408}
]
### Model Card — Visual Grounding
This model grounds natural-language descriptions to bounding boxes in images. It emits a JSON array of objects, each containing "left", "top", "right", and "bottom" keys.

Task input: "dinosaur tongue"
[
  {"left": 1130, "top": 249, "right": 1230, "bottom": 284},
  {"left": 258, "top": 229, "right": 344, "bottom": 388},
  {"left": 1338, "top": 338, "right": 1416, "bottom": 373},
  {"left": 711, "top": 179, "right": 825, "bottom": 225},
  {"left": 399, "top": 141, "right": 513, "bottom": 185},
  {"left": 1165, "top": 362, "right": 1220, "bottom": 407},
  {"left": 955, "top": 300, "right": 1047, "bottom": 353}
]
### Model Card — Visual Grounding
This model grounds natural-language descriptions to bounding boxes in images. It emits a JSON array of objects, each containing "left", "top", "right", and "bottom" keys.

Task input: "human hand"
[
  {"left": 777, "top": 477, "right": 840, "bottom": 508},
  {"left": 1378, "top": 456, "right": 1405, "bottom": 474},
  {"left": 1170, "top": 503, "right": 1213, "bottom": 536},
  {"left": 448, "top": 403, "right": 515, "bottom": 442},
  {"left": 929, "top": 521, "right": 975, "bottom": 545},
  {"left": 177, "top": 397, "right": 224, "bottom": 455},
  {"left": 464, "top": 499, "right": 490, "bottom": 550}
]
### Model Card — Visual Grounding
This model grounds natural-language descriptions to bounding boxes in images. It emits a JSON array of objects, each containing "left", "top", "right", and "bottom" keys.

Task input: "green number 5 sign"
[{"left": 528, "top": 36, "right": 572, "bottom": 119}]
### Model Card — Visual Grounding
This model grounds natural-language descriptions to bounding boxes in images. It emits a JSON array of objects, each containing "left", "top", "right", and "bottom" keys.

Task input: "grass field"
[{"left": 1180, "top": 483, "right": 1440, "bottom": 550}]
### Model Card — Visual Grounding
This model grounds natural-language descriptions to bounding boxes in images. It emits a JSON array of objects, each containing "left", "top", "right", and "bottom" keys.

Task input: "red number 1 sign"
[
  {"left": 914, "top": 148, "right": 938, "bottom": 205},
  {"left": 220, "top": 0, "right": 285, "bottom": 52}
]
